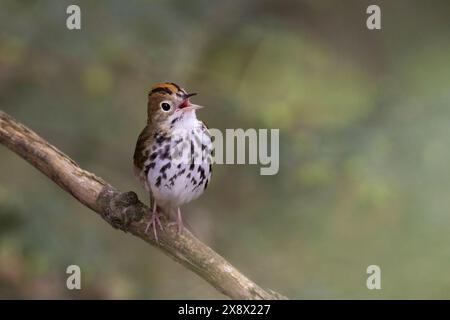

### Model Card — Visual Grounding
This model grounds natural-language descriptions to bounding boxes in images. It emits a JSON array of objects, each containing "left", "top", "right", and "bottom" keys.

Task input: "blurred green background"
[{"left": 1, "top": 0, "right": 450, "bottom": 299}]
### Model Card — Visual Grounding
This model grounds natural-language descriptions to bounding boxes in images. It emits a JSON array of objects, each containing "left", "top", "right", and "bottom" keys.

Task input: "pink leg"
[
  {"left": 145, "top": 201, "right": 163, "bottom": 242},
  {"left": 168, "top": 207, "right": 184, "bottom": 235},
  {"left": 177, "top": 207, "right": 184, "bottom": 234}
]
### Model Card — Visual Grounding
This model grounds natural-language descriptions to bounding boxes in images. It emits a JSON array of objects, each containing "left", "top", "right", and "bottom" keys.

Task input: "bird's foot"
[
  {"left": 167, "top": 221, "right": 184, "bottom": 235},
  {"left": 168, "top": 207, "right": 184, "bottom": 235},
  {"left": 145, "top": 208, "right": 164, "bottom": 242}
]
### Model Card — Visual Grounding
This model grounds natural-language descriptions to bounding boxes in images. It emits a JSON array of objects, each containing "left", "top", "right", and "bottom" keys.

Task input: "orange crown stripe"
[{"left": 150, "top": 82, "right": 181, "bottom": 93}]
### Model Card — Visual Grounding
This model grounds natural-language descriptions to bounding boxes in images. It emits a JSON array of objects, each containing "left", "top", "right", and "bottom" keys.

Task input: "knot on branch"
[{"left": 97, "top": 187, "right": 146, "bottom": 232}]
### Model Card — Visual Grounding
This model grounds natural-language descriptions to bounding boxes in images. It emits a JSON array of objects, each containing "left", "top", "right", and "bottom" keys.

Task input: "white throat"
[{"left": 168, "top": 110, "right": 199, "bottom": 130}]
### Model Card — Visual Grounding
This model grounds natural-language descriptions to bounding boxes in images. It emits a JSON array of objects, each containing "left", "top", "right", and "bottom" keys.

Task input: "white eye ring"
[{"left": 160, "top": 101, "right": 173, "bottom": 112}]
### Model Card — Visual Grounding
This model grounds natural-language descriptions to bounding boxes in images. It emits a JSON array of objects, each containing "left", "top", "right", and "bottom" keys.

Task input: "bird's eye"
[{"left": 160, "top": 101, "right": 172, "bottom": 112}]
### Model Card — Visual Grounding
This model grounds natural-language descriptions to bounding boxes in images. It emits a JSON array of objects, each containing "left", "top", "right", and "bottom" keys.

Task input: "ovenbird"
[{"left": 133, "top": 82, "right": 212, "bottom": 240}]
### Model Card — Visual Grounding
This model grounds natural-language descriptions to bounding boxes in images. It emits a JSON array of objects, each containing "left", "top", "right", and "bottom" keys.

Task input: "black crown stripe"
[{"left": 149, "top": 87, "right": 173, "bottom": 96}]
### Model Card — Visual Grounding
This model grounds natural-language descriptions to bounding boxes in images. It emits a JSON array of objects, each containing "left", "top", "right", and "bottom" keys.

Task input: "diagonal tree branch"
[{"left": 0, "top": 110, "right": 286, "bottom": 300}]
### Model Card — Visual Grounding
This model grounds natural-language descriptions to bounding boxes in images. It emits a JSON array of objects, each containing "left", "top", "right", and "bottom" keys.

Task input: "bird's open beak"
[
  {"left": 188, "top": 103, "right": 204, "bottom": 110},
  {"left": 178, "top": 93, "right": 203, "bottom": 111},
  {"left": 179, "top": 102, "right": 204, "bottom": 111},
  {"left": 184, "top": 92, "right": 197, "bottom": 99}
]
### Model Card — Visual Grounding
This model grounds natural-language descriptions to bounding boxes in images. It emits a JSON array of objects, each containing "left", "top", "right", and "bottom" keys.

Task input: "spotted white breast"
[{"left": 144, "top": 112, "right": 212, "bottom": 210}]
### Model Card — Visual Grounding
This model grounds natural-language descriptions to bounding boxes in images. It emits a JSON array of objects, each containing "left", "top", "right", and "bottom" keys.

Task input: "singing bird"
[{"left": 133, "top": 83, "right": 212, "bottom": 241}]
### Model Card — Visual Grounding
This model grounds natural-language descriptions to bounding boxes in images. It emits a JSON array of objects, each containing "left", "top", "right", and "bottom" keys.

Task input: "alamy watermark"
[
  {"left": 366, "top": 265, "right": 381, "bottom": 290},
  {"left": 66, "top": 5, "right": 81, "bottom": 30},
  {"left": 366, "top": 5, "right": 381, "bottom": 30},
  {"left": 66, "top": 264, "right": 81, "bottom": 290}
]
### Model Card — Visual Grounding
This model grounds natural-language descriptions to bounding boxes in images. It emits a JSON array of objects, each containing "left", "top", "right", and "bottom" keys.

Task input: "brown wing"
[{"left": 133, "top": 125, "right": 152, "bottom": 190}]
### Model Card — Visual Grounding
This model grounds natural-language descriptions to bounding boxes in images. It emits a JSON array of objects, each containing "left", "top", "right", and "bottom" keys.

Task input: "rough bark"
[{"left": 0, "top": 110, "right": 286, "bottom": 300}]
